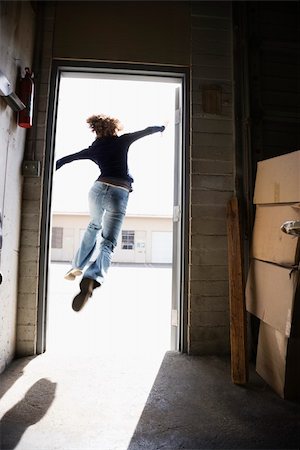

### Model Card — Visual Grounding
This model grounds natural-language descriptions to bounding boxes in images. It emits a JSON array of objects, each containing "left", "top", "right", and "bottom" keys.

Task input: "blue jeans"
[{"left": 72, "top": 181, "right": 129, "bottom": 285}]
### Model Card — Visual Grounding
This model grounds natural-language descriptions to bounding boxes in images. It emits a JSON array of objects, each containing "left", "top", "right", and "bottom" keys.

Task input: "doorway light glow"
[{"left": 53, "top": 76, "right": 180, "bottom": 216}]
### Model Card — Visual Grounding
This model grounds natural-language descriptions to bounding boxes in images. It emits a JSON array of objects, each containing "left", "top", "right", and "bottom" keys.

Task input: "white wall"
[
  {"left": 0, "top": 1, "right": 35, "bottom": 371},
  {"left": 115, "top": 216, "right": 172, "bottom": 264}
]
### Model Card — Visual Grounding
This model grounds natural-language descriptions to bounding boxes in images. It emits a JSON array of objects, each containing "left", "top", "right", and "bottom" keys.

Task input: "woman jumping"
[{"left": 55, "top": 114, "right": 165, "bottom": 312}]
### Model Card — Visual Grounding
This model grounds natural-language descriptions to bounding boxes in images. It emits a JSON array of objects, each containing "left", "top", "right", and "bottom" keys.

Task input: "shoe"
[
  {"left": 64, "top": 268, "right": 83, "bottom": 281},
  {"left": 72, "top": 278, "right": 100, "bottom": 312}
]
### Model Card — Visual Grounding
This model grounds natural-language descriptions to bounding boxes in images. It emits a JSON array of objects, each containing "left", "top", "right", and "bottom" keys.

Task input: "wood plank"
[{"left": 227, "top": 196, "right": 248, "bottom": 384}]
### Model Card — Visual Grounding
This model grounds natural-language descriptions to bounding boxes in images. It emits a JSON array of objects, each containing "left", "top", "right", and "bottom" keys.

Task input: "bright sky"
[{"left": 52, "top": 75, "right": 180, "bottom": 216}]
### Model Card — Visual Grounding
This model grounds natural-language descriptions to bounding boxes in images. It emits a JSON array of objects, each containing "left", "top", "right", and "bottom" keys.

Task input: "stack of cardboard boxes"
[{"left": 245, "top": 150, "right": 300, "bottom": 400}]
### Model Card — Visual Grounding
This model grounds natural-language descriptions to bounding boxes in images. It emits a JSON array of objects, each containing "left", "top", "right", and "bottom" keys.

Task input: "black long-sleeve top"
[{"left": 55, "top": 126, "right": 165, "bottom": 191}]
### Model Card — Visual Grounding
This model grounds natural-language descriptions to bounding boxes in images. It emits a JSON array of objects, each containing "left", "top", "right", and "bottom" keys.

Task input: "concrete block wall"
[
  {"left": 0, "top": 1, "right": 36, "bottom": 371},
  {"left": 188, "top": 1, "right": 234, "bottom": 354},
  {"left": 16, "top": 3, "right": 56, "bottom": 356},
  {"left": 12, "top": 1, "right": 235, "bottom": 358}
]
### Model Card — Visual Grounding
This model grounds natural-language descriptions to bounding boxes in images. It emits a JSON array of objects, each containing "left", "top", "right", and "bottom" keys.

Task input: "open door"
[
  {"left": 171, "top": 85, "right": 183, "bottom": 351},
  {"left": 38, "top": 63, "right": 187, "bottom": 355}
]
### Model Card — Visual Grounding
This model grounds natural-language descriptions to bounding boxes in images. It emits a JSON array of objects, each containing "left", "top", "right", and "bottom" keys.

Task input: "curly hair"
[{"left": 86, "top": 114, "right": 122, "bottom": 138}]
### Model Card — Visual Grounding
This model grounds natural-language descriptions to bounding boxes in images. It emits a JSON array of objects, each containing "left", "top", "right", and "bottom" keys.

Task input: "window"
[
  {"left": 122, "top": 230, "right": 135, "bottom": 250},
  {"left": 51, "top": 227, "right": 63, "bottom": 249}
]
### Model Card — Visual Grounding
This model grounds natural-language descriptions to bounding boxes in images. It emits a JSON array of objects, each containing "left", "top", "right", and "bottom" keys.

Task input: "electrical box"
[{"left": 22, "top": 160, "right": 41, "bottom": 177}]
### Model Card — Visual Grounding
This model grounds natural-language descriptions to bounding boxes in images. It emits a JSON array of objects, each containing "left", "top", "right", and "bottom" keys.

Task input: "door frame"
[{"left": 37, "top": 60, "right": 190, "bottom": 354}]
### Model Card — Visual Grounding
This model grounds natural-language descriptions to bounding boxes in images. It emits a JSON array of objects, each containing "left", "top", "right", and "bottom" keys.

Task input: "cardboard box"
[
  {"left": 253, "top": 150, "right": 300, "bottom": 204},
  {"left": 251, "top": 203, "right": 300, "bottom": 265},
  {"left": 245, "top": 259, "right": 299, "bottom": 336},
  {"left": 256, "top": 321, "right": 300, "bottom": 399}
]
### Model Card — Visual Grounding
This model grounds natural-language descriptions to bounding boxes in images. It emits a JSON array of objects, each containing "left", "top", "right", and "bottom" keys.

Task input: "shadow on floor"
[
  {"left": 0, "top": 356, "right": 36, "bottom": 401},
  {"left": 0, "top": 378, "right": 57, "bottom": 450},
  {"left": 127, "top": 352, "right": 300, "bottom": 450}
]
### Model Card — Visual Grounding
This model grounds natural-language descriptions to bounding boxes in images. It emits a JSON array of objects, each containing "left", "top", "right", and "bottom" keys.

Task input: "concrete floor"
[
  {"left": 1, "top": 264, "right": 299, "bottom": 449},
  {"left": 0, "top": 352, "right": 299, "bottom": 450}
]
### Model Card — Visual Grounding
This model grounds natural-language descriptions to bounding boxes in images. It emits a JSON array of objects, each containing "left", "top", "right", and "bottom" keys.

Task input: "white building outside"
[{"left": 51, "top": 213, "right": 173, "bottom": 264}]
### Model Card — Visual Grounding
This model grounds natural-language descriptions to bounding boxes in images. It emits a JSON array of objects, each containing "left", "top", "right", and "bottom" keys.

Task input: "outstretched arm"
[
  {"left": 124, "top": 126, "right": 165, "bottom": 145},
  {"left": 55, "top": 147, "right": 94, "bottom": 170}
]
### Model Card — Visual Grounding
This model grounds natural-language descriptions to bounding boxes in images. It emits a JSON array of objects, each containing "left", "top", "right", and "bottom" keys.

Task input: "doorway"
[{"left": 43, "top": 66, "right": 186, "bottom": 356}]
